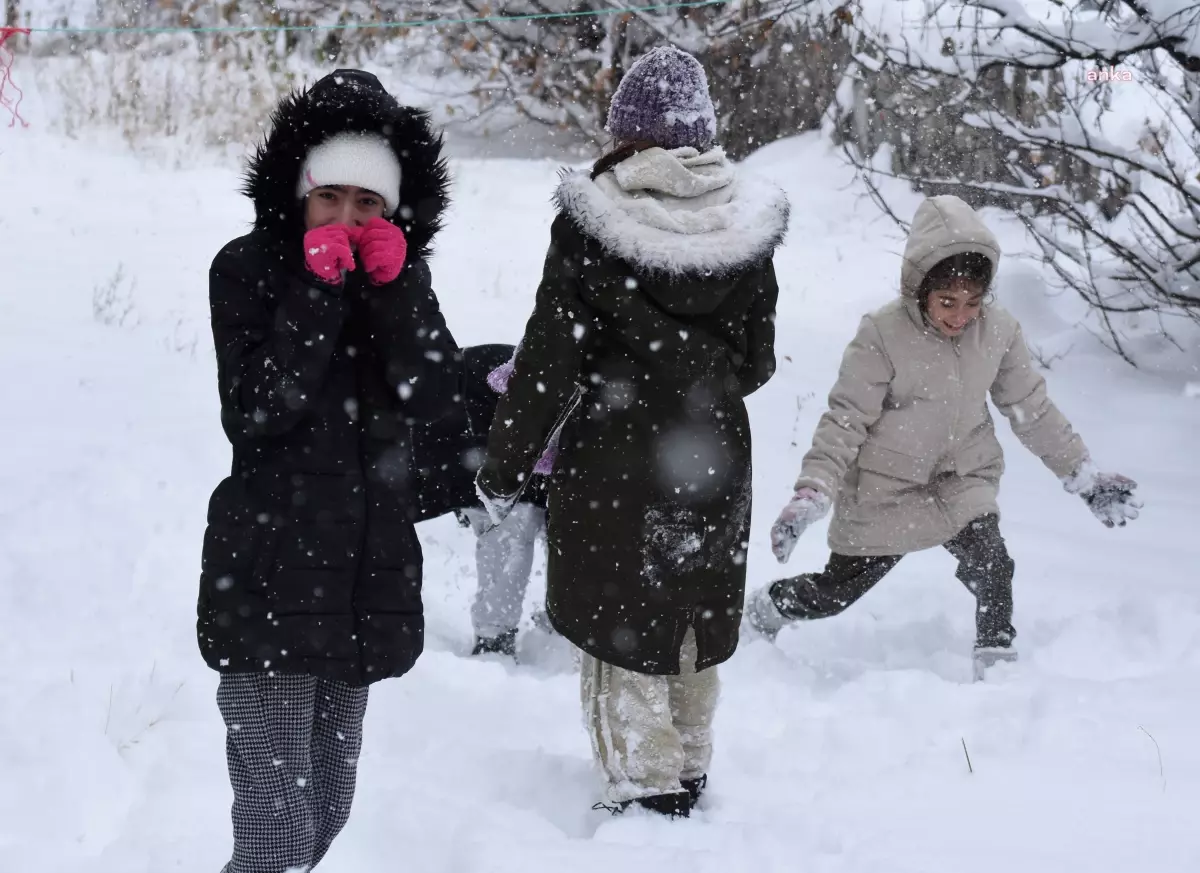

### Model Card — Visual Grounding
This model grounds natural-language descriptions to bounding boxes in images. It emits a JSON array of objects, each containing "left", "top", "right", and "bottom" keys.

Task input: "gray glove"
[
  {"left": 769, "top": 487, "right": 832, "bottom": 563},
  {"left": 1063, "top": 460, "right": 1143, "bottom": 528}
]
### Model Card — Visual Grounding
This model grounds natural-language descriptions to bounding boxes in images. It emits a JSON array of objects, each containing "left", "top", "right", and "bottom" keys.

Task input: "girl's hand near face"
[
  {"left": 357, "top": 218, "right": 408, "bottom": 286},
  {"left": 303, "top": 224, "right": 357, "bottom": 284}
]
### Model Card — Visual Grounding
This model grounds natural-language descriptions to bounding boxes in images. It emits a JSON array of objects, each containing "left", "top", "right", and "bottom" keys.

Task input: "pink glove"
[
  {"left": 357, "top": 217, "right": 408, "bottom": 285},
  {"left": 303, "top": 224, "right": 357, "bottom": 284},
  {"left": 770, "top": 487, "right": 832, "bottom": 564}
]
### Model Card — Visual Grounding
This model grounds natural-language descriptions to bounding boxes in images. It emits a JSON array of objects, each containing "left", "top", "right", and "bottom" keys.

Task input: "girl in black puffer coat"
[
  {"left": 410, "top": 342, "right": 551, "bottom": 658},
  {"left": 198, "top": 69, "right": 476, "bottom": 873}
]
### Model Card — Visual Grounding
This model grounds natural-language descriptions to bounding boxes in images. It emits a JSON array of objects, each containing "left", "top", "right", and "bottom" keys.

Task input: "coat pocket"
[
  {"left": 953, "top": 437, "right": 1004, "bottom": 478},
  {"left": 199, "top": 523, "right": 278, "bottom": 622},
  {"left": 202, "top": 524, "right": 279, "bottom": 587},
  {"left": 201, "top": 524, "right": 256, "bottom": 581},
  {"left": 856, "top": 443, "right": 935, "bottom": 485},
  {"left": 641, "top": 504, "right": 707, "bottom": 590}
]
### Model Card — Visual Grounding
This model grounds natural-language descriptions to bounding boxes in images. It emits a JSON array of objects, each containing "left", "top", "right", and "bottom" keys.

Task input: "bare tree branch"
[{"left": 837, "top": 0, "right": 1200, "bottom": 368}]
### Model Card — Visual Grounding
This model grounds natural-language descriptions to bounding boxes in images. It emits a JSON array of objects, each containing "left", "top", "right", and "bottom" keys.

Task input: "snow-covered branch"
[
  {"left": 838, "top": 0, "right": 1200, "bottom": 367},
  {"left": 430, "top": 0, "right": 841, "bottom": 155}
]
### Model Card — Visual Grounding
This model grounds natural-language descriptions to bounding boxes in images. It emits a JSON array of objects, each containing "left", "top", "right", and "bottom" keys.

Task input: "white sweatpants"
[
  {"left": 580, "top": 628, "right": 719, "bottom": 804},
  {"left": 462, "top": 503, "right": 547, "bottom": 638}
]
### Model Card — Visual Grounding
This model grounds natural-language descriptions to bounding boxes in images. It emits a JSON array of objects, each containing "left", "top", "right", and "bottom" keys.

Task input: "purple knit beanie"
[{"left": 605, "top": 45, "right": 717, "bottom": 150}]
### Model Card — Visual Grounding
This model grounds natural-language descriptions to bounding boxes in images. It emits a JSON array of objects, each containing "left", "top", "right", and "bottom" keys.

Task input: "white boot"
[
  {"left": 743, "top": 584, "right": 791, "bottom": 643},
  {"left": 972, "top": 646, "right": 1018, "bottom": 681},
  {"left": 529, "top": 606, "right": 556, "bottom": 635}
]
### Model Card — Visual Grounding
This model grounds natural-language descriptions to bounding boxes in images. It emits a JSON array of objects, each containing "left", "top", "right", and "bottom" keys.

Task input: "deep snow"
[{"left": 3, "top": 106, "right": 1200, "bottom": 873}]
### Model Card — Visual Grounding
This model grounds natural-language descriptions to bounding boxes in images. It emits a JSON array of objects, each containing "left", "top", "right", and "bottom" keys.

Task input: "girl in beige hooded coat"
[{"left": 745, "top": 195, "right": 1142, "bottom": 678}]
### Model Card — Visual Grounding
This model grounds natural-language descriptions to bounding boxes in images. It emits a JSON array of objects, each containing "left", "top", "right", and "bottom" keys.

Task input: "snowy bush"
[
  {"left": 23, "top": 0, "right": 876, "bottom": 159},
  {"left": 836, "top": 0, "right": 1200, "bottom": 367},
  {"left": 25, "top": 0, "right": 1056, "bottom": 166},
  {"left": 30, "top": 37, "right": 485, "bottom": 161},
  {"left": 25, "top": 1, "right": 468, "bottom": 158},
  {"left": 428, "top": 0, "right": 865, "bottom": 157},
  {"left": 92, "top": 263, "right": 137, "bottom": 328}
]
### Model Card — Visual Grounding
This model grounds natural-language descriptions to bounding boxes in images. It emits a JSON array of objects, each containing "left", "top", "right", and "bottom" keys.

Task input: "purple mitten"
[
  {"left": 488, "top": 341, "right": 560, "bottom": 475},
  {"left": 533, "top": 438, "right": 558, "bottom": 475},
  {"left": 488, "top": 343, "right": 521, "bottom": 394},
  {"left": 487, "top": 360, "right": 514, "bottom": 394}
]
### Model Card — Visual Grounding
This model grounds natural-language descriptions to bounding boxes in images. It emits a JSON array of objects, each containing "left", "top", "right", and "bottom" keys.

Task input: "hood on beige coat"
[{"left": 900, "top": 195, "right": 1002, "bottom": 300}]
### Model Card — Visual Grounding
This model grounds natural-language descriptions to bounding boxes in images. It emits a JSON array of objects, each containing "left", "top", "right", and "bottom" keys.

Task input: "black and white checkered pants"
[{"left": 216, "top": 672, "right": 369, "bottom": 873}]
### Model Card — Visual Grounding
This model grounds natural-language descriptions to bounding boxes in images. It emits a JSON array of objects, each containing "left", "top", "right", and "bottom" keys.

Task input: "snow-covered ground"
[{"left": 3, "top": 101, "right": 1200, "bottom": 873}]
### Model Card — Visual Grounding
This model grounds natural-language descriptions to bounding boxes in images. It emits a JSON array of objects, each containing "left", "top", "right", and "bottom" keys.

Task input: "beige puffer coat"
[{"left": 794, "top": 195, "right": 1089, "bottom": 556}]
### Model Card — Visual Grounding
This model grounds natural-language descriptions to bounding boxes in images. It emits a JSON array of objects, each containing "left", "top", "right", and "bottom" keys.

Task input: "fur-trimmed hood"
[
  {"left": 243, "top": 68, "right": 450, "bottom": 259},
  {"left": 553, "top": 147, "right": 789, "bottom": 278}
]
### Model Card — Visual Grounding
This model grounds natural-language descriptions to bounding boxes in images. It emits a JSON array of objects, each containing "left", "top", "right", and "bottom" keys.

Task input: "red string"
[{"left": 0, "top": 27, "right": 30, "bottom": 128}]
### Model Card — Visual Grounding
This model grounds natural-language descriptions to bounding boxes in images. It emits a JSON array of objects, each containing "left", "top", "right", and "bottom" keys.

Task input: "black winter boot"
[
  {"left": 636, "top": 791, "right": 691, "bottom": 818},
  {"left": 593, "top": 790, "right": 692, "bottom": 819},
  {"left": 471, "top": 629, "right": 517, "bottom": 657},
  {"left": 681, "top": 774, "right": 707, "bottom": 807}
]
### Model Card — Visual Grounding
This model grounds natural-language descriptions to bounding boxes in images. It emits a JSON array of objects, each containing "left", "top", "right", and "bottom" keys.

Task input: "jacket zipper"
[
  {"left": 349, "top": 298, "right": 370, "bottom": 674},
  {"left": 950, "top": 335, "right": 962, "bottom": 437},
  {"left": 935, "top": 335, "right": 963, "bottom": 530},
  {"left": 917, "top": 302, "right": 965, "bottom": 531}
]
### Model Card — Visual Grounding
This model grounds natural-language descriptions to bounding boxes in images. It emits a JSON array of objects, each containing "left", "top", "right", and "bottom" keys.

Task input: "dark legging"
[{"left": 767, "top": 514, "right": 1016, "bottom": 648}]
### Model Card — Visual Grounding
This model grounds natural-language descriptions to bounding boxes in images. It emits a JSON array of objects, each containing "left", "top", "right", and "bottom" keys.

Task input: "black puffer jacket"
[
  {"left": 197, "top": 69, "right": 465, "bottom": 686},
  {"left": 411, "top": 344, "right": 550, "bottom": 520},
  {"left": 478, "top": 154, "right": 788, "bottom": 674}
]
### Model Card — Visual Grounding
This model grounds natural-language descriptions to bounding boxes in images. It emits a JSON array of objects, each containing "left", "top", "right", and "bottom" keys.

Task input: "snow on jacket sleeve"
[
  {"left": 735, "top": 259, "right": 780, "bottom": 398},
  {"left": 360, "top": 257, "right": 464, "bottom": 425},
  {"left": 793, "top": 314, "right": 894, "bottom": 498},
  {"left": 477, "top": 218, "right": 592, "bottom": 501},
  {"left": 209, "top": 244, "right": 347, "bottom": 441},
  {"left": 989, "top": 320, "right": 1088, "bottom": 478}
]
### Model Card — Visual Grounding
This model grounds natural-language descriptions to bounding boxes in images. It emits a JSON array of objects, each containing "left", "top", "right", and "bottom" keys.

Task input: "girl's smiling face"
[{"left": 925, "top": 276, "right": 986, "bottom": 337}]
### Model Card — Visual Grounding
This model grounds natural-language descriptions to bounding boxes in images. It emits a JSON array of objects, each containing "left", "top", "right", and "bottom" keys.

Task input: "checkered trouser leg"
[{"left": 216, "top": 673, "right": 368, "bottom": 873}]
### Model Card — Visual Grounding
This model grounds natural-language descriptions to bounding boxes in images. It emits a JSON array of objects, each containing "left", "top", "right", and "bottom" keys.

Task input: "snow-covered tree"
[
  {"left": 837, "top": 0, "right": 1200, "bottom": 365},
  {"left": 431, "top": 0, "right": 859, "bottom": 157}
]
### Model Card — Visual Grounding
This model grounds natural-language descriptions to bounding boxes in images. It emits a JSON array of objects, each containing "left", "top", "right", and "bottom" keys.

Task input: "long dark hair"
[
  {"left": 917, "top": 252, "right": 994, "bottom": 311},
  {"left": 590, "top": 139, "right": 661, "bottom": 180}
]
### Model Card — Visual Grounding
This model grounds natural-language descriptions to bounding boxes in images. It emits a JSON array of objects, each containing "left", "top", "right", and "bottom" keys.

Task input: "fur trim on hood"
[
  {"left": 243, "top": 68, "right": 450, "bottom": 259},
  {"left": 553, "top": 150, "right": 789, "bottom": 277}
]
